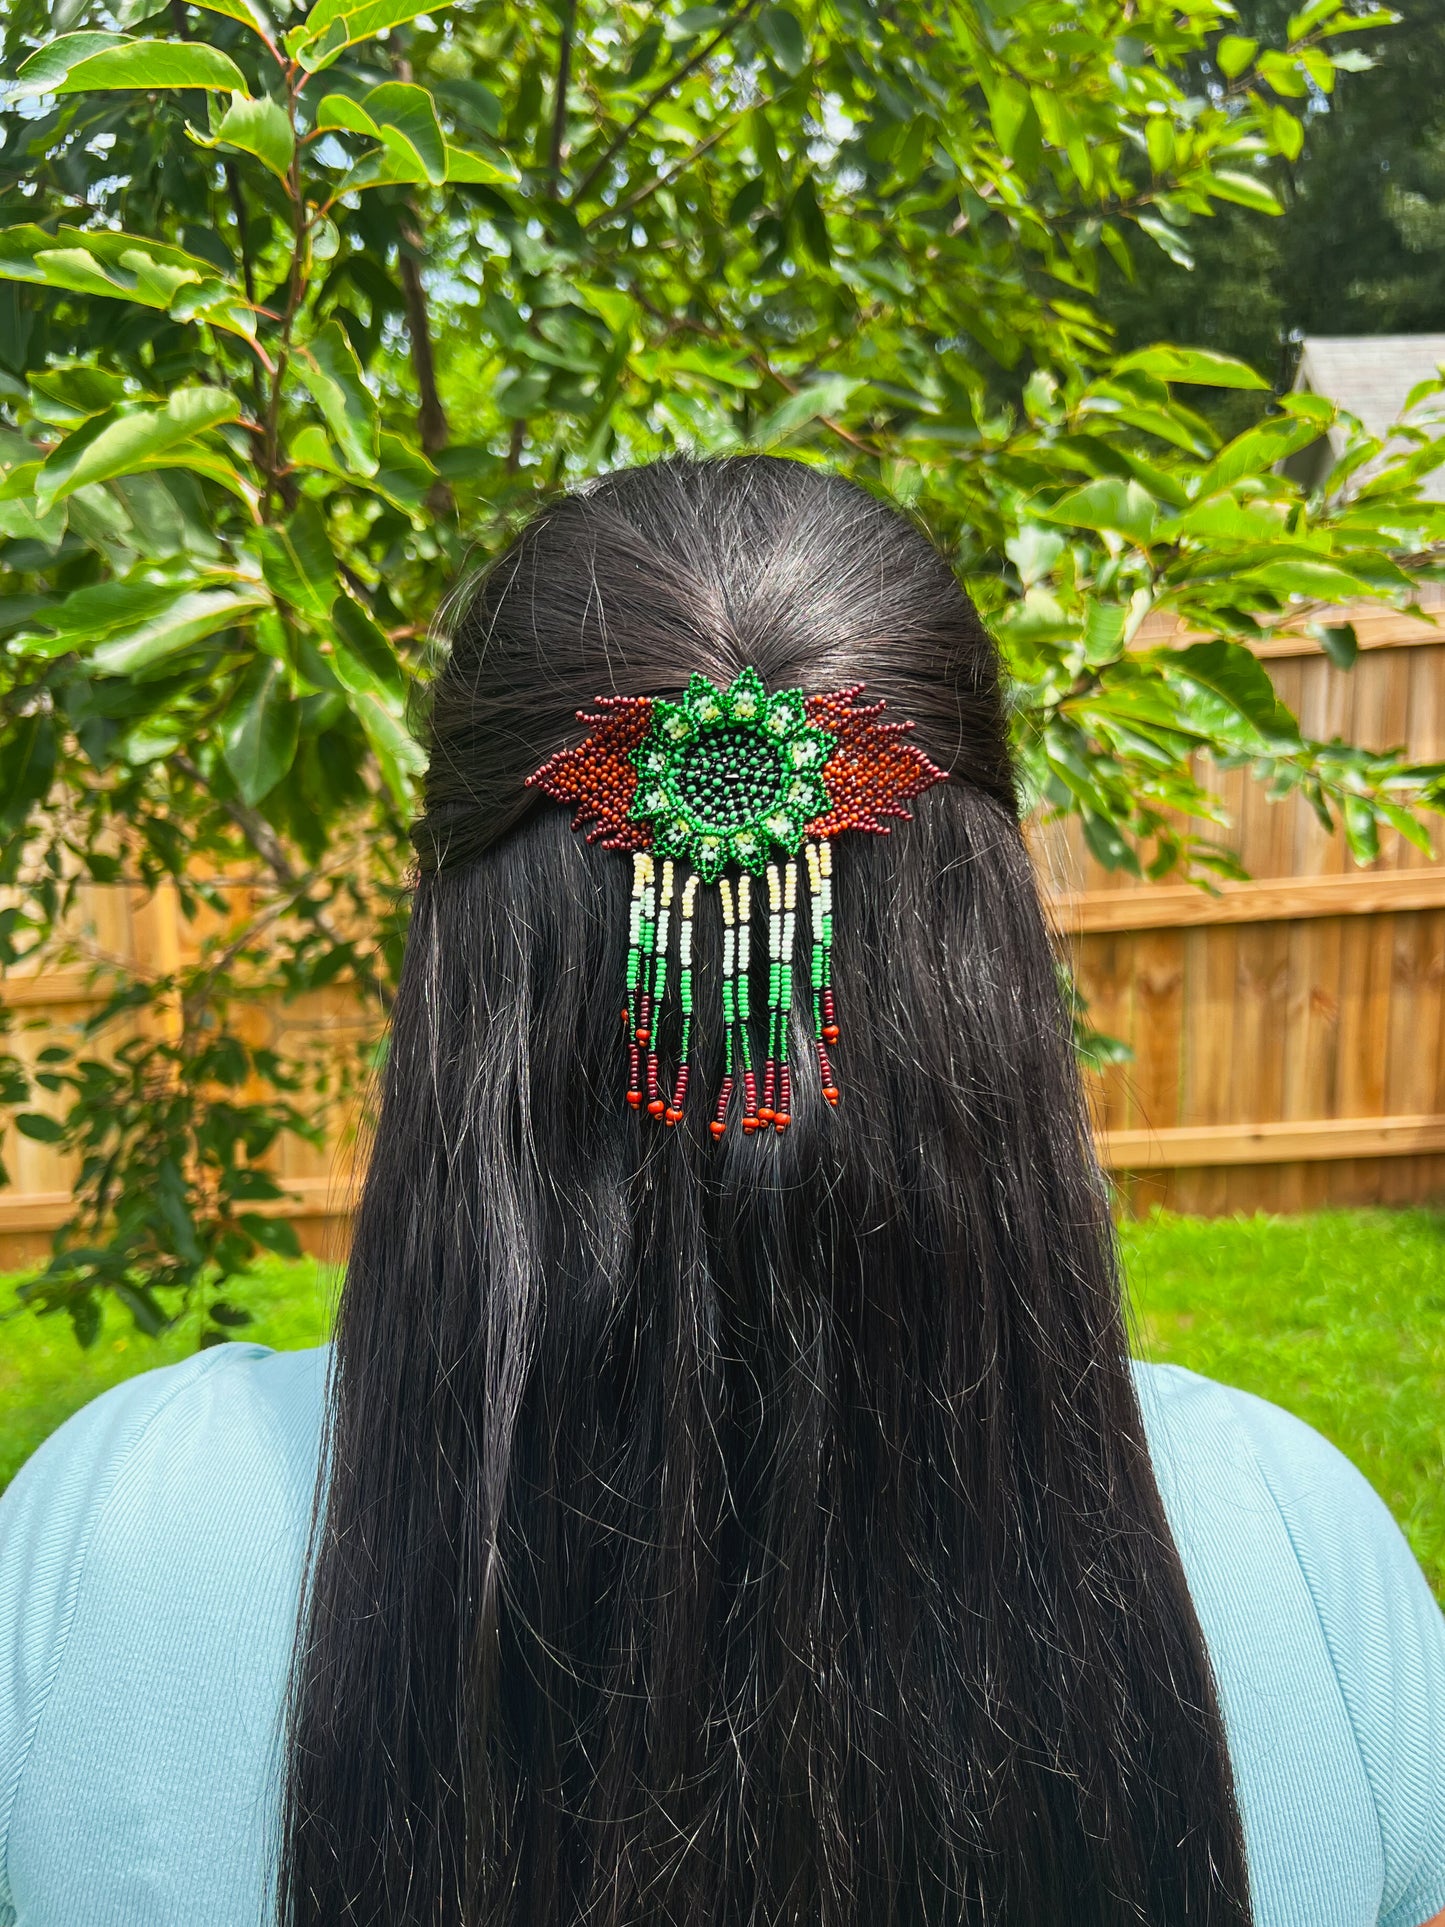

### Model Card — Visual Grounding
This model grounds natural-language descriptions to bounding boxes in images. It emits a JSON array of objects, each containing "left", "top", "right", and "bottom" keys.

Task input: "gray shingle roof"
[{"left": 1290, "top": 334, "right": 1445, "bottom": 498}]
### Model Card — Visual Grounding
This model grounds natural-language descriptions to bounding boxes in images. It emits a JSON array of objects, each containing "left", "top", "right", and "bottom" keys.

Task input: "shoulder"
[
  {"left": 1134, "top": 1360, "right": 1445, "bottom": 1927},
  {"left": 0, "top": 1343, "right": 330, "bottom": 1910}
]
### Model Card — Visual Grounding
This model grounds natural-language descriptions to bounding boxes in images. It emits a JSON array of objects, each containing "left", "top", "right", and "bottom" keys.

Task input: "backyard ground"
[{"left": 3, "top": 1208, "right": 1443, "bottom": 1597}]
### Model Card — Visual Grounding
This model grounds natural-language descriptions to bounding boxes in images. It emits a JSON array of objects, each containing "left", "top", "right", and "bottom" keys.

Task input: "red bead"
[
  {"left": 822, "top": 1024, "right": 840, "bottom": 1044},
  {"left": 627, "top": 1091, "right": 643, "bottom": 1108},
  {"left": 647, "top": 1099, "right": 665, "bottom": 1117},
  {"left": 823, "top": 1086, "right": 839, "bottom": 1105},
  {"left": 665, "top": 1107, "right": 683, "bottom": 1126},
  {"left": 709, "top": 1119, "right": 727, "bottom": 1139},
  {"left": 637, "top": 1028, "right": 651, "bottom": 1046},
  {"left": 773, "top": 1112, "right": 791, "bottom": 1132}
]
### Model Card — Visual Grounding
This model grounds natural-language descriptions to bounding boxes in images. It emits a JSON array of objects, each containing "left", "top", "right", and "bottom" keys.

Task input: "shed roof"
[{"left": 1290, "top": 335, "right": 1445, "bottom": 497}]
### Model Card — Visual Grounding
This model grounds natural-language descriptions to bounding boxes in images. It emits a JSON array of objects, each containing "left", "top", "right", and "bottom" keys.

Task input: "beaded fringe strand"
[{"left": 629, "top": 850, "right": 834, "bottom": 1140}]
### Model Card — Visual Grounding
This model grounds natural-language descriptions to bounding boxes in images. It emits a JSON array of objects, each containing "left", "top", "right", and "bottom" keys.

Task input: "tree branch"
[
  {"left": 396, "top": 209, "right": 451, "bottom": 463},
  {"left": 549, "top": 0, "right": 577, "bottom": 196},
  {"left": 571, "top": 0, "right": 760, "bottom": 205}
]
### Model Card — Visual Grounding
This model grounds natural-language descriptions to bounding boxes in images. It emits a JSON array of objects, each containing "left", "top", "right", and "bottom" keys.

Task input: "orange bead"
[
  {"left": 822, "top": 1025, "right": 840, "bottom": 1044},
  {"left": 665, "top": 1107, "right": 683, "bottom": 1126},
  {"left": 709, "top": 1119, "right": 727, "bottom": 1139},
  {"left": 627, "top": 1092, "right": 643, "bottom": 1108},
  {"left": 647, "top": 1098, "right": 665, "bottom": 1117},
  {"left": 823, "top": 1086, "right": 839, "bottom": 1105},
  {"left": 773, "top": 1113, "right": 791, "bottom": 1132},
  {"left": 757, "top": 1107, "right": 775, "bottom": 1125},
  {"left": 742, "top": 1117, "right": 759, "bottom": 1134}
]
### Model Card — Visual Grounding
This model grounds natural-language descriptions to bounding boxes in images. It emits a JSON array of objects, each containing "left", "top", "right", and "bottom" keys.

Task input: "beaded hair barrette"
[{"left": 526, "top": 667, "right": 945, "bottom": 1137}]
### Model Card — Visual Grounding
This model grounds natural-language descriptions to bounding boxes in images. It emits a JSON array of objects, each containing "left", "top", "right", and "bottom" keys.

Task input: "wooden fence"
[
  {"left": 1035, "top": 586, "right": 1445, "bottom": 1214},
  {"left": 4, "top": 590, "right": 1445, "bottom": 1265},
  {"left": 0, "top": 882, "right": 370, "bottom": 1271}
]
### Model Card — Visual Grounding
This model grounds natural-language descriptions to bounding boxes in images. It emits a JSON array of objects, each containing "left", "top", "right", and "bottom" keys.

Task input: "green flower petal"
[
  {"left": 786, "top": 728, "right": 833, "bottom": 770},
  {"left": 784, "top": 773, "right": 830, "bottom": 815},
  {"left": 683, "top": 674, "right": 727, "bottom": 727},
  {"left": 694, "top": 833, "right": 728, "bottom": 882},
  {"left": 653, "top": 700, "right": 694, "bottom": 746},
  {"left": 727, "top": 827, "right": 769, "bottom": 874},
  {"left": 761, "top": 806, "right": 807, "bottom": 848},
  {"left": 724, "top": 666, "right": 768, "bottom": 723},
  {"left": 654, "top": 815, "right": 693, "bottom": 858},
  {"left": 762, "top": 689, "right": 807, "bottom": 740}
]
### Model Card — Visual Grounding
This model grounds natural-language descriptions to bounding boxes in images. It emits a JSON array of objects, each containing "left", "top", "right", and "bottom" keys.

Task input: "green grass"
[
  {"left": 1123, "top": 1208, "right": 1445, "bottom": 1598},
  {"left": 3, "top": 1210, "right": 1442, "bottom": 1597},
  {"left": 0, "top": 1257, "right": 337, "bottom": 1491}
]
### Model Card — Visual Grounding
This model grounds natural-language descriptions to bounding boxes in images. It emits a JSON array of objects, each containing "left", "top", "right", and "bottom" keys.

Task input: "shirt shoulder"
[
  {"left": 0, "top": 1342, "right": 329, "bottom": 1923},
  {"left": 1135, "top": 1360, "right": 1445, "bottom": 1927}
]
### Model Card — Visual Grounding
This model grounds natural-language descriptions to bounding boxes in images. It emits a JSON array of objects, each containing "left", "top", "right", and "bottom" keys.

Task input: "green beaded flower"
[{"left": 628, "top": 668, "right": 837, "bottom": 881}]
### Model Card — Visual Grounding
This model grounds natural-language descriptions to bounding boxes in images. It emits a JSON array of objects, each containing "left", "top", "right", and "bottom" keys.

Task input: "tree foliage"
[{"left": 2, "top": 0, "right": 1444, "bottom": 1343}]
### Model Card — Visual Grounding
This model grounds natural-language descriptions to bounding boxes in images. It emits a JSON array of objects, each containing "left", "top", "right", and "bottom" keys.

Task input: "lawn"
[{"left": 3, "top": 1209, "right": 1443, "bottom": 1598}]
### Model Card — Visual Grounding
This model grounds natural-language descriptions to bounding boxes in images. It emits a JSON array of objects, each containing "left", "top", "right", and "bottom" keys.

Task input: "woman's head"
[
  {"left": 414, "top": 453, "right": 1016, "bottom": 872},
  {"left": 280, "top": 456, "right": 1251, "bottom": 1926}
]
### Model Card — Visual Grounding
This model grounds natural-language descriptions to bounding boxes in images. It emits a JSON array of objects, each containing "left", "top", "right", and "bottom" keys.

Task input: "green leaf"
[
  {"left": 15, "top": 1112, "right": 64, "bottom": 1143},
  {"left": 360, "top": 81, "right": 447, "bottom": 185},
  {"left": 1207, "top": 170, "right": 1284, "bottom": 216},
  {"left": 0, "top": 711, "right": 56, "bottom": 832},
  {"left": 35, "top": 387, "right": 240, "bottom": 511},
  {"left": 1113, "top": 344, "right": 1270, "bottom": 390},
  {"left": 1170, "top": 640, "right": 1300, "bottom": 744},
  {"left": 1245, "top": 557, "right": 1381, "bottom": 602},
  {"left": 70, "top": 1296, "right": 101, "bottom": 1350},
  {"left": 1194, "top": 416, "right": 1322, "bottom": 495},
  {"left": 0, "top": 225, "right": 256, "bottom": 340},
  {"left": 349, "top": 688, "right": 424, "bottom": 804},
  {"left": 239, "top": 1213, "right": 303, "bottom": 1258},
  {"left": 316, "top": 87, "right": 452, "bottom": 184},
  {"left": 292, "top": 321, "right": 379, "bottom": 476},
  {"left": 1215, "top": 34, "right": 1258, "bottom": 77},
  {"left": 444, "top": 144, "right": 516, "bottom": 185},
  {"left": 52, "top": 39, "right": 251, "bottom": 94},
  {"left": 256, "top": 499, "right": 336, "bottom": 620},
  {"left": 1134, "top": 215, "right": 1193, "bottom": 268},
  {"left": 1039, "top": 476, "right": 1157, "bottom": 545},
  {"left": 14, "top": 578, "right": 229, "bottom": 657},
  {"left": 1287, "top": 0, "right": 1342, "bottom": 40},
  {"left": 330, "top": 592, "right": 405, "bottom": 702},
  {"left": 191, "top": 93, "right": 295, "bottom": 181},
  {"left": 751, "top": 374, "right": 862, "bottom": 448},
  {"left": 289, "top": 0, "right": 453, "bottom": 72},
  {"left": 1315, "top": 622, "right": 1359, "bottom": 669},
  {"left": 187, "top": 0, "right": 278, "bottom": 42},
  {"left": 221, "top": 656, "right": 300, "bottom": 803},
  {"left": 757, "top": 5, "right": 806, "bottom": 74},
  {"left": 11, "top": 33, "right": 126, "bottom": 97},
  {"left": 314, "top": 92, "right": 382, "bottom": 136},
  {"left": 89, "top": 585, "right": 269, "bottom": 676},
  {"left": 0, "top": 495, "right": 67, "bottom": 545}
]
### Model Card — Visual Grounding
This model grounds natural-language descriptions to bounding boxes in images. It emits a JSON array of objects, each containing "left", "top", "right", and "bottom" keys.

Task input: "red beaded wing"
[
  {"left": 524, "top": 696, "right": 653, "bottom": 849},
  {"left": 803, "top": 685, "right": 948, "bottom": 838}
]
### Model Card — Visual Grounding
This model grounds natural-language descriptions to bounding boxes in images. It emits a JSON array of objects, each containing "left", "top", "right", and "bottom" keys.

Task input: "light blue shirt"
[{"left": 1, "top": 1344, "right": 1443, "bottom": 1927}]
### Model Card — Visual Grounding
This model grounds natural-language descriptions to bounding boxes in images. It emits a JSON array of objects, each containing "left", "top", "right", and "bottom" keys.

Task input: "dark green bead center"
[{"left": 675, "top": 726, "right": 783, "bottom": 830}]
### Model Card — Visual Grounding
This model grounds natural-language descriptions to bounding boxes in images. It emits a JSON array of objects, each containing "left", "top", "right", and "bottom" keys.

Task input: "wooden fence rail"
[{"left": 4, "top": 590, "right": 1445, "bottom": 1261}]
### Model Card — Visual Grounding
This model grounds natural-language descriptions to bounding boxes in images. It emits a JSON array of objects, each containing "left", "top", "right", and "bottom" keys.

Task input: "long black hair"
[{"left": 278, "top": 455, "right": 1251, "bottom": 1926}]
